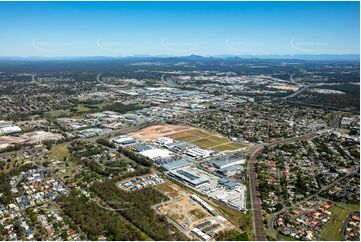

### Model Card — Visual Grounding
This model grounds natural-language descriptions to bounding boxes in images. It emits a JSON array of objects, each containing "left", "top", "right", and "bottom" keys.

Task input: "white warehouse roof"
[
  {"left": 0, "top": 126, "right": 22, "bottom": 135},
  {"left": 140, "top": 148, "right": 173, "bottom": 160}
]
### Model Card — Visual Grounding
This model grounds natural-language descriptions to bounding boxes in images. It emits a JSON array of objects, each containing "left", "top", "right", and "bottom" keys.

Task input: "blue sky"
[{"left": 0, "top": 1, "right": 359, "bottom": 56}]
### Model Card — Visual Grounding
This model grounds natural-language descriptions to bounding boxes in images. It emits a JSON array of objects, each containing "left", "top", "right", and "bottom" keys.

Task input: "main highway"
[{"left": 247, "top": 145, "right": 267, "bottom": 241}]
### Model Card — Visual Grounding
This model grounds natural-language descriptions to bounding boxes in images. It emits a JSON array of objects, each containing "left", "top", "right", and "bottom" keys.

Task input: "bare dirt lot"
[
  {"left": 129, "top": 124, "right": 196, "bottom": 141},
  {"left": 156, "top": 182, "right": 234, "bottom": 238}
]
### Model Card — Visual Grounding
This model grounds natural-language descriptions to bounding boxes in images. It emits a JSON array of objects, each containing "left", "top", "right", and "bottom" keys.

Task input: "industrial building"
[
  {"left": 207, "top": 154, "right": 245, "bottom": 169},
  {"left": 132, "top": 144, "right": 152, "bottom": 152},
  {"left": 190, "top": 194, "right": 216, "bottom": 216},
  {"left": 79, "top": 128, "right": 111, "bottom": 138},
  {"left": 219, "top": 164, "right": 244, "bottom": 177},
  {"left": 139, "top": 148, "right": 173, "bottom": 160},
  {"left": 166, "top": 140, "right": 194, "bottom": 152},
  {"left": 186, "top": 147, "right": 214, "bottom": 159},
  {"left": 219, "top": 178, "right": 238, "bottom": 189},
  {"left": 155, "top": 137, "right": 174, "bottom": 146},
  {"left": 112, "top": 135, "right": 138, "bottom": 146},
  {"left": 160, "top": 158, "right": 192, "bottom": 171},
  {"left": 169, "top": 168, "right": 209, "bottom": 187},
  {"left": 191, "top": 228, "right": 211, "bottom": 241},
  {"left": 0, "top": 121, "right": 22, "bottom": 135}
]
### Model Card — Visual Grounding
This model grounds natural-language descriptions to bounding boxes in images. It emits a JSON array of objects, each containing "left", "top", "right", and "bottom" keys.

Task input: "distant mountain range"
[{"left": 0, "top": 54, "right": 359, "bottom": 61}]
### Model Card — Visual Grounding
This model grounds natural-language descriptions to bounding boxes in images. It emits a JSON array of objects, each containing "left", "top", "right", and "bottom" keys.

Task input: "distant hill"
[{"left": 0, "top": 54, "right": 359, "bottom": 62}]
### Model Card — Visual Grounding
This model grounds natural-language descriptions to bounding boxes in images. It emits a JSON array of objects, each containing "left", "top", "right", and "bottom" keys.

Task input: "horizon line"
[{"left": 0, "top": 54, "right": 359, "bottom": 58}]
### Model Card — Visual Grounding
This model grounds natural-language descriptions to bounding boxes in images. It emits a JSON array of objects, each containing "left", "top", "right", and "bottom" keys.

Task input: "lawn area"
[
  {"left": 320, "top": 202, "right": 360, "bottom": 241},
  {"left": 216, "top": 202, "right": 251, "bottom": 229},
  {"left": 167, "top": 132, "right": 195, "bottom": 141},
  {"left": 95, "top": 102, "right": 110, "bottom": 109},
  {"left": 192, "top": 138, "right": 219, "bottom": 147},
  {"left": 48, "top": 109, "right": 70, "bottom": 118},
  {"left": 76, "top": 105, "right": 91, "bottom": 113},
  {"left": 167, "top": 129, "right": 246, "bottom": 151},
  {"left": 184, "top": 129, "right": 209, "bottom": 136},
  {"left": 47, "top": 105, "right": 91, "bottom": 118},
  {"left": 55, "top": 161, "right": 80, "bottom": 180},
  {"left": 50, "top": 144, "right": 70, "bottom": 160},
  {"left": 207, "top": 136, "right": 229, "bottom": 143},
  {"left": 211, "top": 143, "right": 246, "bottom": 151}
]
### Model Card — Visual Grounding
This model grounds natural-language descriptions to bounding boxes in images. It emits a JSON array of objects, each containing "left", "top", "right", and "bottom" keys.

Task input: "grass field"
[
  {"left": 167, "top": 129, "right": 245, "bottom": 152},
  {"left": 320, "top": 202, "right": 360, "bottom": 241},
  {"left": 47, "top": 105, "right": 91, "bottom": 118},
  {"left": 50, "top": 144, "right": 70, "bottom": 160},
  {"left": 48, "top": 109, "right": 70, "bottom": 118}
]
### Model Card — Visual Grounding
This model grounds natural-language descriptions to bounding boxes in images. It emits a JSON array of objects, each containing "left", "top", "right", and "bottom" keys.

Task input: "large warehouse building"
[
  {"left": 207, "top": 154, "right": 245, "bottom": 169},
  {"left": 169, "top": 168, "right": 209, "bottom": 187},
  {"left": 140, "top": 148, "right": 174, "bottom": 160},
  {"left": 0, "top": 121, "right": 22, "bottom": 135},
  {"left": 160, "top": 158, "right": 192, "bottom": 171}
]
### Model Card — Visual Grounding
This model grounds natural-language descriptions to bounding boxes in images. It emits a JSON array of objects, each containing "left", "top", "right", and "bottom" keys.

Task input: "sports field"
[
  {"left": 166, "top": 128, "right": 245, "bottom": 152},
  {"left": 130, "top": 124, "right": 245, "bottom": 152}
]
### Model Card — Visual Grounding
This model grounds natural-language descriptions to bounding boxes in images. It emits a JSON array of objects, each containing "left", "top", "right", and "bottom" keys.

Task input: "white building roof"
[{"left": 140, "top": 148, "right": 173, "bottom": 160}]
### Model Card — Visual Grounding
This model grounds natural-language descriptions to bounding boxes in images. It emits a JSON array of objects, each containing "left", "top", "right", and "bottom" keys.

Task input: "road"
[
  {"left": 31, "top": 74, "right": 41, "bottom": 86},
  {"left": 266, "top": 133, "right": 318, "bottom": 148},
  {"left": 289, "top": 73, "right": 296, "bottom": 84},
  {"left": 330, "top": 112, "right": 342, "bottom": 129},
  {"left": 247, "top": 145, "right": 267, "bottom": 241},
  {"left": 96, "top": 72, "right": 117, "bottom": 88},
  {"left": 281, "top": 85, "right": 309, "bottom": 100}
]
